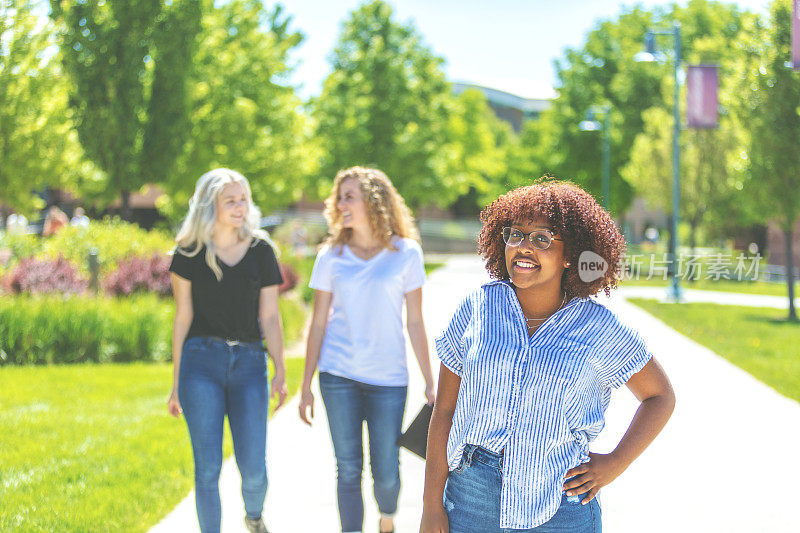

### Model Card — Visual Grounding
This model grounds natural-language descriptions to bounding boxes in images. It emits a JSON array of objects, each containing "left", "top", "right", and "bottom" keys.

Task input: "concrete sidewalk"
[
  {"left": 152, "top": 256, "right": 800, "bottom": 532},
  {"left": 619, "top": 285, "right": 800, "bottom": 309}
]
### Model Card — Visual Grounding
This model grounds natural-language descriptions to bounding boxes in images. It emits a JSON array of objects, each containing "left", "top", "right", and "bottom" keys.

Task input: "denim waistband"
[
  {"left": 462, "top": 444, "right": 504, "bottom": 470},
  {"left": 191, "top": 336, "right": 263, "bottom": 350}
]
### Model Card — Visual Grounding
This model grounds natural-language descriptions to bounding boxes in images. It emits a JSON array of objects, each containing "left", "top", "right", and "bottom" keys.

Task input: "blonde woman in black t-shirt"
[{"left": 167, "top": 168, "right": 288, "bottom": 533}]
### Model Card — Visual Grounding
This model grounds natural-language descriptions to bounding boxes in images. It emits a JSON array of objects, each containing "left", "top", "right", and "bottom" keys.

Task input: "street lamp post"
[
  {"left": 635, "top": 23, "right": 682, "bottom": 302},
  {"left": 579, "top": 106, "right": 611, "bottom": 211}
]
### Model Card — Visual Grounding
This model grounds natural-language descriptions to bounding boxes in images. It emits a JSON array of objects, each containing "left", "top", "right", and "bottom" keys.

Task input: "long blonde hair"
[
  {"left": 175, "top": 168, "right": 271, "bottom": 281},
  {"left": 323, "top": 166, "right": 420, "bottom": 251}
]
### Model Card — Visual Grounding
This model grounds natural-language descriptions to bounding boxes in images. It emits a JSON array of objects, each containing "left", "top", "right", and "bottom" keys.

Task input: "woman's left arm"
[
  {"left": 260, "top": 285, "right": 288, "bottom": 411},
  {"left": 564, "top": 357, "right": 675, "bottom": 504},
  {"left": 405, "top": 287, "right": 435, "bottom": 405}
]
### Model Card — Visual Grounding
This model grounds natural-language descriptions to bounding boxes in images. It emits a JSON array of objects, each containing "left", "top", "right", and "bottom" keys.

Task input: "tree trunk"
[
  {"left": 688, "top": 221, "right": 697, "bottom": 285},
  {"left": 121, "top": 190, "right": 132, "bottom": 222},
  {"left": 784, "top": 227, "right": 798, "bottom": 322}
]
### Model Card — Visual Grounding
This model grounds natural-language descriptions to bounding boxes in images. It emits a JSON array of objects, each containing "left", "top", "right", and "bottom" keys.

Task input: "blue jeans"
[
  {"left": 318, "top": 372, "right": 407, "bottom": 533},
  {"left": 178, "top": 337, "right": 269, "bottom": 533},
  {"left": 445, "top": 445, "right": 602, "bottom": 533}
]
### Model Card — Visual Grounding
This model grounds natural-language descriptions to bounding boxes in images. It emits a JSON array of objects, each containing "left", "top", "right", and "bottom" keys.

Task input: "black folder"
[{"left": 396, "top": 403, "right": 433, "bottom": 459}]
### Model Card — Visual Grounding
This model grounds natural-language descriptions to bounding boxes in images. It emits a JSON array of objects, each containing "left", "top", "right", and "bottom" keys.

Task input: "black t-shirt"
[{"left": 168, "top": 238, "right": 283, "bottom": 342}]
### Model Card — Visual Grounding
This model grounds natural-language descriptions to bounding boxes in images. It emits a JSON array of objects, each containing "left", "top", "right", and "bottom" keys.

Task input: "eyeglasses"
[{"left": 502, "top": 227, "right": 562, "bottom": 250}]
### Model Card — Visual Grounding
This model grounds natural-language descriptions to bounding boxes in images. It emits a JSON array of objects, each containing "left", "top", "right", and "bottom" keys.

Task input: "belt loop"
[{"left": 465, "top": 444, "right": 477, "bottom": 467}]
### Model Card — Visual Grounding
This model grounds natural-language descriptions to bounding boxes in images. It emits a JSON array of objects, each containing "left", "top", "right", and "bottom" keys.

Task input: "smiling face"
[
  {"left": 336, "top": 177, "right": 370, "bottom": 231},
  {"left": 504, "top": 217, "right": 569, "bottom": 291},
  {"left": 216, "top": 182, "right": 247, "bottom": 229}
]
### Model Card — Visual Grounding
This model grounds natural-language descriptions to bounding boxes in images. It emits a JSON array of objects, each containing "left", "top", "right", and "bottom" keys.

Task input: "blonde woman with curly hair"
[
  {"left": 168, "top": 168, "right": 288, "bottom": 533},
  {"left": 299, "top": 166, "right": 436, "bottom": 533}
]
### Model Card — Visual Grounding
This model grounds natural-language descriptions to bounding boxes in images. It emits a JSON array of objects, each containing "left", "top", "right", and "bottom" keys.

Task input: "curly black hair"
[{"left": 477, "top": 178, "right": 626, "bottom": 299}]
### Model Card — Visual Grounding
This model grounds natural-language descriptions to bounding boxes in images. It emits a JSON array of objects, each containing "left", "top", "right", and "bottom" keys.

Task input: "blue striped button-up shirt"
[{"left": 436, "top": 280, "right": 653, "bottom": 529}]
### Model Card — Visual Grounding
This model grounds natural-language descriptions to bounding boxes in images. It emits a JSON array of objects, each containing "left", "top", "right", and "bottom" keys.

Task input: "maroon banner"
[
  {"left": 687, "top": 64, "right": 718, "bottom": 129},
  {"left": 793, "top": 0, "right": 800, "bottom": 69}
]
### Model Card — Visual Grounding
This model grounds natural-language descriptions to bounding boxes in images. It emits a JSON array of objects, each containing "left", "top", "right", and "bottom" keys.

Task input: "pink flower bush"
[
  {"left": 102, "top": 254, "right": 171, "bottom": 297},
  {"left": 3, "top": 256, "right": 88, "bottom": 295}
]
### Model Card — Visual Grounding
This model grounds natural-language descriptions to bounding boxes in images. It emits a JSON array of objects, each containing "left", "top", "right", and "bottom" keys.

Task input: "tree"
[
  {"left": 621, "top": 107, "right": 740, "bottom": 254},
  {"left": 159, "top": 0, "right": 318, "bottom": 218},
  {"left": 0, "top": 0, "right": 90, "bottom": 216},
  {"left": 532, "top": 6, "right": 663, "bottom": 214},
  {"left": 313, "top": 0, "right": 454, "bottom": 207},
  {"left": 620, "top": 1, "right": 755, "bottom": 252},
  {"left": 436, "top": 89, "right": 517, "bottom": 214},
  {"left": 732, "top": 0, "right": 800, "bottom": 321},
  {"left": 50, "top": 0, "right": 201, "bottom": 219},
  {"left": 532, "top": 0, "right": 751, "bottom": 216}
]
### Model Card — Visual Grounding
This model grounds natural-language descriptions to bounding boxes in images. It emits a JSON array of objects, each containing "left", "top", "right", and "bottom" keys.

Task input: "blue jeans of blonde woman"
[
  {"left": 178, "top": 337, "right": 269, "bottom": 533},
  {"left": 445, "top": 445, "right": 602, "bottom": 533},
  {"left": 319, "top": 372, "right": 408, "bottom": 533}
]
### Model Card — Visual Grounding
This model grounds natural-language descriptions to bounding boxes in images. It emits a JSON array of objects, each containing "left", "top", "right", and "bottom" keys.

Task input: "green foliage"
[
  {"left": 439, "top": 89, "right": 518, "bottom": 209},
  {"left": 728, "top": 0, "right": 800, "bottom": 319},
  {"left": 527, "top": 1, "right": 753, "bottom": 216},
  {"left": 731, "top": 0, "right": 800, "bottom": 232},
  {"left": 0, "top": 294, "right": 173, "bottom": 364},
  {"left": 159, "top": 0, "right": 319, "bottom": 221},
  {"left": 278, "top": 296, "right": 306, "bottom": 345},
  {"left": 50, "top": 0, "right": 202, "bottom": 216},
  {"left": 313, "top": 0, "right": 454, "bottom": 207},
  {"left": 0, "top": 232, "right": 43, "bottom": 266},
  {"left": 619, "top": 1, "right": 757, "bottom": 246},
  {"left": 0, "top": 290, "right": 309, "bottom": 365},
  {"left": 0, "top": 358, "right": 305, "bottom": 531},
  {"left": 0, "top": 0, "right": 94, "bottom": 214},
  {"left": 141, "top": 0, "right": 202, "bottom": 183},
  {"left": 39, "top": 218, "right": 174, "bottom": 274},
  {"left": 621, "top": 106, "right": 741, "bottom": 249},
  {"left": 530, "top": 6, "right": 662, "bottom": 214},
  {"left": 273, "top": 241, "right": 317, "bottom": 304}
]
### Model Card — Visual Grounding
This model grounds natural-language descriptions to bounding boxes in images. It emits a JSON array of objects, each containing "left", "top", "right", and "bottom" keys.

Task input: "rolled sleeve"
[
  {"left": 435, "top": 293, "right": 474, "bottom": 377},
  {"left": 168, "top": 247, "right": 194, "bottom": 281},
  {"left": 308, "top": 245, "right": 334, "bottom": 292},
  {"left": 402, "top": 240, "right": 426, "bottom": 294},
  {"left": 594, "top": 312, "right": 653, "bottom": 389}
]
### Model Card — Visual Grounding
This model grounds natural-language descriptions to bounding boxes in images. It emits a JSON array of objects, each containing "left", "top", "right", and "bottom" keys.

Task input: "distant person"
[
  {"left": 298, "top": 166, "right": 435, "bottom": 533},
  {"left": 70, "top": 207, "right": 90, "bottom": 228},
  {"left": 644, "top": 226, "right": 660, "bottom": 243},
  {"left": 421, "top": 180, "right": 675, "bottom": 533},
  {"left": 167, "top": 168, "right": 288, "bottom": 533},
  {"left": 6, "top": 213, "right": 28, "bottom": 235},
  {"left": 42, "top": 206, "right": 68, "bottom": 237}
]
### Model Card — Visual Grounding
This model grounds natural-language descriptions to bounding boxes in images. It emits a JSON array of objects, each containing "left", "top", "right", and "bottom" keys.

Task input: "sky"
[{"left": 278, "top": 0, "right": 771, "bottom": 99}]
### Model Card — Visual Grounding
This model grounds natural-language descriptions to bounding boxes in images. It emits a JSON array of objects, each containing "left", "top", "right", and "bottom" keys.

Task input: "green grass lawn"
[
  {"left": 628, "top": 298, "right": 800, "bottom": 402},
  {"left": 620, "top": 277, "right": 797, "bottom": 297},
  {"left": 424, "top": 261, "right": 445, "bottom": 275},
  {"left": 0, "top": 358, "right": 304, "bottom": 532}
]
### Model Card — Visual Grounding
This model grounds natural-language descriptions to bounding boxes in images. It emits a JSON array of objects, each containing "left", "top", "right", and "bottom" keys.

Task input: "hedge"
[{"left": 0, "top": 294, "right": 307, "bottom": 365}]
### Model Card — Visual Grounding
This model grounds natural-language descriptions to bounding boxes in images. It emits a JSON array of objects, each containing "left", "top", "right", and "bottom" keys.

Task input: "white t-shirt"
[{"left": 309, "top": 236, "right": 426, "bottom": 386}]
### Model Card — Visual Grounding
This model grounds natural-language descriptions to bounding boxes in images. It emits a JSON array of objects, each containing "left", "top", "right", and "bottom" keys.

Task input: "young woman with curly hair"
[
  {"left": 299, "top": 166, "right": 436, "bottom": 533},
  {"left": 421, "top": 179, "right": 675, "bottom": 533}
]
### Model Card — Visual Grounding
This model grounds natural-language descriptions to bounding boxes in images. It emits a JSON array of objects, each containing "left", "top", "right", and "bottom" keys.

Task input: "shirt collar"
[{"left": 486, "top": 279, "right": 587, "bottom": 322}]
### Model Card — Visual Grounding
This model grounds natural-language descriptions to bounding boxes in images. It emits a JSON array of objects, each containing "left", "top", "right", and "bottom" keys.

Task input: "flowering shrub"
[
  {"left": 2, "top": 256, "right": 88, "bottom": 295},
  {"left": 102, "top": 254, "right": 172, "bottom": 297},
  {"left": 41, "top": 218, "right": 174, "bottom": 274}
]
